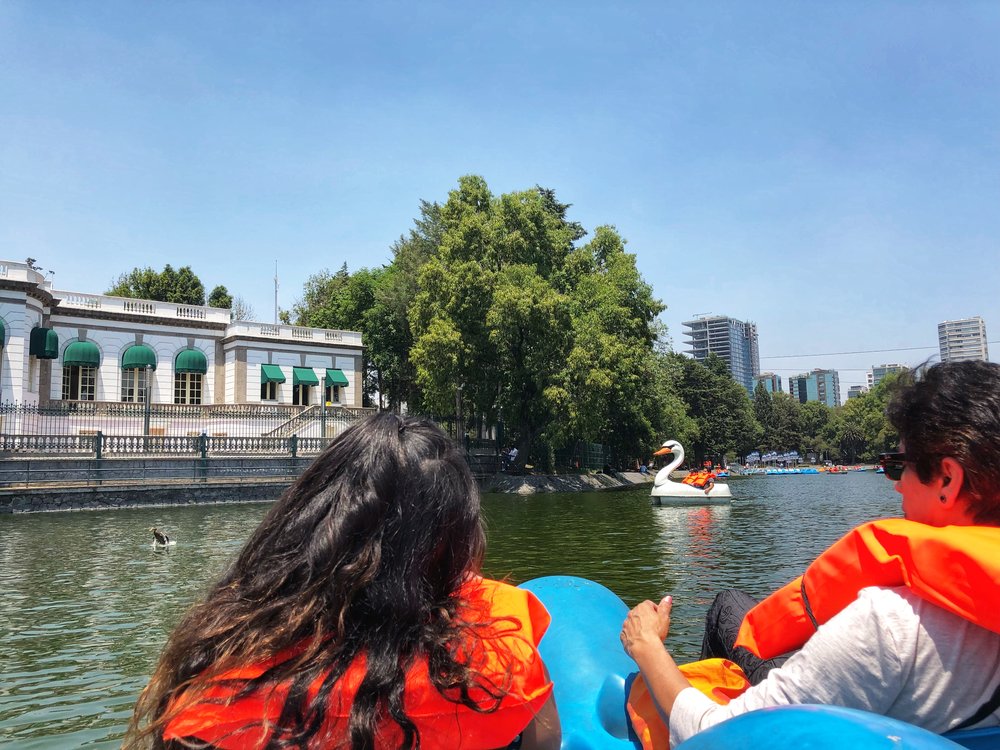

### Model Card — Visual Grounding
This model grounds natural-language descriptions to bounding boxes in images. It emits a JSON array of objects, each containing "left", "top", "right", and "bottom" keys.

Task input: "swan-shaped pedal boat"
[
  {"left": 651, "top": 440, "right": 731, "bottom": 505},
  {"left": 519, "top": 575, "right": 998, "bottom": 750}
]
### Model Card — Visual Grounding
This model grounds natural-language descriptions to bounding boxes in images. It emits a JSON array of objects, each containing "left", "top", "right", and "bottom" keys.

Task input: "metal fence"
[
  {"left": 0, "top": 402, "right": 375, "bottom": 457},
  {"left": 0, "top": 402, "right": 373, "bottom": 437},
  {"left": 554, "top": 440, "right": 613, "bottom": 471}
]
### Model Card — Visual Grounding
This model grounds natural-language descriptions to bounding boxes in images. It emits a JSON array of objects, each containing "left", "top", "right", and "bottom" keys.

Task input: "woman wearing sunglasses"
[{"left": 621, "top": 360, "right": 1000, "bottom": 748}]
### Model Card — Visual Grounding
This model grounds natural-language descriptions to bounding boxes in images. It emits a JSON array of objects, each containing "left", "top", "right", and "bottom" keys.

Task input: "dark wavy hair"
[
  {"left": 886, "top": 360, "right": 1000, "bottom": 524},
  {"left": 125, "top": 413, "right": 503, "bottom": 749}
]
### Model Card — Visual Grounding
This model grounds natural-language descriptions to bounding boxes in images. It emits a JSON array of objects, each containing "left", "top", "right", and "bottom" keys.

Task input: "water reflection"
[{"left": 0, "top": 472, "right": 900, "bottom": 747}]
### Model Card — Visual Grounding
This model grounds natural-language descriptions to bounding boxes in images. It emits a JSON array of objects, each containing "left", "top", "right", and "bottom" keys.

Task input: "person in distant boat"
[
  {"left": 150, "top": 527, "right": 170, "bottom": 546},
  {"left": 621, "top": 361, "right": 1000, "bottom": 748},
  {"left": 125, "top": 413, "right": 560, "bottom": 750},
  {"left": 681, "top": 461, "right": 716, "bottom": 493}
]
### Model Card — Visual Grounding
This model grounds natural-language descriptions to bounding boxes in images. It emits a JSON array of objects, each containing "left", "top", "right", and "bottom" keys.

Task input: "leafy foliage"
[
  {"left": 284, "top": 174, "right": 903, "bottom": 470},
  {"left": 208, "top": 285, "right": 233, "bottom": 309},
  {"left": 107, "top": 265, "right": 206, "bottom": 306}
]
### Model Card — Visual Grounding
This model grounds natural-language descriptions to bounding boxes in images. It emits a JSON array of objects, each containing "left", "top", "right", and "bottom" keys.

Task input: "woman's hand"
[{"left": 620, "top": 596, "right": 672, "bottom": 662}]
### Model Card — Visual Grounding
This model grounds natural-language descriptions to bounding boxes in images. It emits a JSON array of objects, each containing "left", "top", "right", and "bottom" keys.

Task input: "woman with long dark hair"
[{"left": 125, "top": 413, "right": 559, "bottom": 749}]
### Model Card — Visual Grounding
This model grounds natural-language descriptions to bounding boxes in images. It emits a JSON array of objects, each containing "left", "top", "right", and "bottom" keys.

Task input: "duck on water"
[{"left": 150, "top": 527, "right": 175, "bottom": 547}]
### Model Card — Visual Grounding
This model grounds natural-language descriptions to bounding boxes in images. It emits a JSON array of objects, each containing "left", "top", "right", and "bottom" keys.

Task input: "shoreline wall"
[{"left": 0, "top": 457, "right": 654, "bottom": 513}]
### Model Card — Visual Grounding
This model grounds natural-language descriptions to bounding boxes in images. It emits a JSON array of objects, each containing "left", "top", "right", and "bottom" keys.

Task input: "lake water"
[{"left": 0, "top": 472, "right": 900, "bottom": 748}]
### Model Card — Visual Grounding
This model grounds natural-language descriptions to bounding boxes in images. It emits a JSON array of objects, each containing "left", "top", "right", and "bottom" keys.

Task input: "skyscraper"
[
  {"left": 938, "top": 317, "right": 989, "bottom": 363},
  {"left": 682, "top": 315, "right": 760, "bottom": 393},
  {"left": 867, "top": 363, "right": 907, "bottom": 389},
  {"left": 756, "top": 372, "right": 782, "bottom": 393},
  {"left": 789, "top": 369, "right": 841, "bottom": 408}
]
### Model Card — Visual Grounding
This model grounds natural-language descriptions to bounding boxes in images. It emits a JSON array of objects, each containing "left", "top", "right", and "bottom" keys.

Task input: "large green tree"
[
  {"left": 208, "top": 285, "right": 233, "bottom": 309},
  {"left": 108, "top": 264, "right": 207, "bottom": 306},
  {"left": 407, "top": 176, "right": 665, "bottom": 467}
]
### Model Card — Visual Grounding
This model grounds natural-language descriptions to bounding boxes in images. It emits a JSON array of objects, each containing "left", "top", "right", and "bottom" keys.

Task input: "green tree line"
[
  {"left": 107, "top": 177, "right": 900, "bottom": 469},
  {"left": 287, "top": 175, "right": 901, "bottom": 469}
]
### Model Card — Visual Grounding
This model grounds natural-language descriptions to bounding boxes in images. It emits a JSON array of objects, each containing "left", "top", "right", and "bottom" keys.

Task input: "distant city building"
[
  {"left": 847, "top": 384, "right": 868, "bottom": 400},
  {"left": 683, "top": 315, "right": 760, "bottom": 393},
  {"left": 938, "top": 317, "right": 988, "bottom": 363},
  {"left": 789, "top": 368, "right": 841, "bottom": 408},
  {"left": 867, "top": 363, "right": 907, "bottom": 389},
  {"left": 755, "top": 372, "right": 782, "bottom": 394}
]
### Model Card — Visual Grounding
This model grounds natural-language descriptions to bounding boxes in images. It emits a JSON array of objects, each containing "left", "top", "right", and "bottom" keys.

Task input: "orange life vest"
[
  {"left": 163, "top": 578, "right": 553, "bottom": 750},
  {"left": 682, "top": 471, "right": 715, "bottom": 489},
  {"left": 736, "top": 518, "right": 1000, "bottom": 659},
  {"left": 628, "top": 658, "right": 751, "bottom": 750},
  {"left": 627, "top": 518, "right": 1000, "bottom": 749}
]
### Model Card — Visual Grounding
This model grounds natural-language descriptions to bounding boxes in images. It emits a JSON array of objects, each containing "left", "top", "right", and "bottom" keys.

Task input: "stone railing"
[
  {"left": 53, "top": 290, "right": 232, "bottom": 325},
  {"left": 225, "top": 321, "right": 362, "bottom": 347},
  {"left": 0, "top": 261, "right": 49, "bottom": 286}
]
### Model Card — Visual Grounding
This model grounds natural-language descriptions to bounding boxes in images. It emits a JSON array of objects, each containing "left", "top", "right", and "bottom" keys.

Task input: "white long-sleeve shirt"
[{"left": 670, "top": 586, "right": 1000, "bottom": 746}]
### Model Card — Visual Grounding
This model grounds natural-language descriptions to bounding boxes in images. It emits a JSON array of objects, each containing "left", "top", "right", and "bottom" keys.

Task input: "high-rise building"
[
  {"left": 847, "top": 385, "right": 868, "bottom": 399},
  {"left": 938, "top": 317, "right": 989, "bottom": 363},
  {"left": 683, "top": 315, "right": 760, "bottom": 393},
  {"left": 867, "top": 363, "right": 907, "bottom": 389},
  {"left": 755, "top": 372, "right": 782, "bottom": 394},
  {"left": 789, "top": 368, "right": 841, "bottom": 408}
]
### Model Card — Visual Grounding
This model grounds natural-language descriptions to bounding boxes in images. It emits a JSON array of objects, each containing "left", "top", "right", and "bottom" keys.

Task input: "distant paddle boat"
[{"left": 650, "top": 440, "right": 731, "bottom": 505}]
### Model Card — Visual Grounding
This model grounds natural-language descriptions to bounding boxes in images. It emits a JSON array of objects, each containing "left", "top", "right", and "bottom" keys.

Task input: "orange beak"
[{"left": 653, "top": 446, "right": 673, "bottom": 456}]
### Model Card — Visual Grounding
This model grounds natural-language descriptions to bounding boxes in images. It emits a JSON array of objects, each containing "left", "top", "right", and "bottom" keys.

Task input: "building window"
[
  {"left": 261, "top": 381, "right": 278, "bottom": 401},
  {"left": 293, "top": 384, "right": 311, "bottom": 406},
  {"left": 121, "top": 368, "right": 149, "bottom": 403},
  {"left": 62, "top": 366, "right": 96, "bottom": 401},
  {"left": 324, "top": 384, "right": 340, "bottom": 405},
  {"left": 174, "top": 372, "right": 202, "bottom": 405}
]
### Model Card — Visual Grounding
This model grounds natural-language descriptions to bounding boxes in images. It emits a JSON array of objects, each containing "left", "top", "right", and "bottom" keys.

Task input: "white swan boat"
[{"left": 651, "top": 440, "right": 732, "bottom": 506}]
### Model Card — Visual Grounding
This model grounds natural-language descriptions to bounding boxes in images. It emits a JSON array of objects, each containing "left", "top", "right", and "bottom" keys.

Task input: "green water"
[{"left": 0, "top": 473, "right": 901, "bottom": 748}]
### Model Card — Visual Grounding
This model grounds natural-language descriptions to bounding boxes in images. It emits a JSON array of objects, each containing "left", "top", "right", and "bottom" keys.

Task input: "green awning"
[
  {"left": 260, "top": 364, "right": 286, "bottom": 384},
  {"left": 29, "top": 327, "right": 59, "bottom": 359},
  {"left": 292, "top": 367, "right": 319, "bottom": 387},
  {"left": 0, "top": 319, "right": 5, "bottom": 347},
  {"left": 63, "top": 340, "right": 101, "bottom": 368},
  {"left": 121, "top": 344, "right": 157, "bottom": 371},
  {"left": 175, "top": 348, "right": 208, "bottom": 374},
  {"left": 325, "top": 368, "right": 349, "bottom": 387}
]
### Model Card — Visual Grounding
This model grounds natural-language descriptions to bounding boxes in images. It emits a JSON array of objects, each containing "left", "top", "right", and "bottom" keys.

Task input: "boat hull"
[{"left": 651, "top": 493, "right": 732, "bottom": 506}]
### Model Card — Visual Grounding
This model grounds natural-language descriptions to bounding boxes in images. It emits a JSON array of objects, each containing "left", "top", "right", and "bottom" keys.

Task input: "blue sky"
[{"left": 3, "top": 2, "right": 999, "bottom": 397}]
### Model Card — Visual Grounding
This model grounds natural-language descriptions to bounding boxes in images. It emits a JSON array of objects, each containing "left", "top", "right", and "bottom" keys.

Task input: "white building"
[
  {"left": 0, "top": 259, "right": 364, "bottom": 410},
  {"left": 938, "top": 317, "right": 989, "bottom": 363}
]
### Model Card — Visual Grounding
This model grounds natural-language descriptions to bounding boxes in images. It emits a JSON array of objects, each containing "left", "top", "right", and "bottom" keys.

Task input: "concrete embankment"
[
  {"left": 0, "top": 456, "right": 310, "bottom": 513},
  {"left": 484, "top": 471, "right": 653, "bottom": 495},
  {"left": 0, "top": 456, "right": 655, "bottom": 513}
]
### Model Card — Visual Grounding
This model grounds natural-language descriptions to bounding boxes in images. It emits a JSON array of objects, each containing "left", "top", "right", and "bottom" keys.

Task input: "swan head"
[{"left": 653, "top": 440, "right": 682, "bottom": 457}]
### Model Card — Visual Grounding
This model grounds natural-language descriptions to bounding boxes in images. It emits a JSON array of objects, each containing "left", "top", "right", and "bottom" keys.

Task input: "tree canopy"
[
  {"left": 107, "top": 265, "right": 207, "bottom": 306},
  {"left": 287, "top": 174, "right": 904, "bottom": 470}
]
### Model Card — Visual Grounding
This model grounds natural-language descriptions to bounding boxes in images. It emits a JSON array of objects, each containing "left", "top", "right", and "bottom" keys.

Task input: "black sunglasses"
[{"left": 878, "top": 452, "right": 910, "bottom": 481}]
